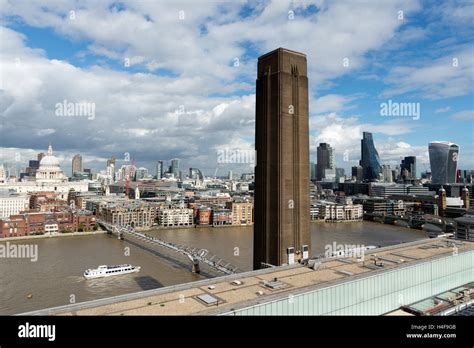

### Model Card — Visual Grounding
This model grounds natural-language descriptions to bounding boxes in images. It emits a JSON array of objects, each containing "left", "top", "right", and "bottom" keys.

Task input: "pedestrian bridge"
[{"left": 97, "top": 220, "right": 239, "bottom": 275}]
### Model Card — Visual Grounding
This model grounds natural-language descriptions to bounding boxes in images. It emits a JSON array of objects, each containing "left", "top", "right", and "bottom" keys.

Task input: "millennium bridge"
[{"left": 97, "top": 220, "right": 239, "bottom": 275}]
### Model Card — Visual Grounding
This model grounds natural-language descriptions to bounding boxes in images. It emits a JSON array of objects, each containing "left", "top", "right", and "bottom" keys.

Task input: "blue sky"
[{"left": 0, "top": 0, "right": 473, "bottom": 176}]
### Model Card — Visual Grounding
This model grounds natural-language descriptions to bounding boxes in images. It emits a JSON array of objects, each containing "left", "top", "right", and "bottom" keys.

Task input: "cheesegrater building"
[{"left": 254, "top": 48, "right": 311, "bottom": 269}]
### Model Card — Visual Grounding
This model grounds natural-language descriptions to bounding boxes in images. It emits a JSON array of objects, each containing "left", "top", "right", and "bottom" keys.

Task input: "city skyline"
[
  {"left": 0, "top": 136, "right": 468, "bottom": 180},
  {"left": 0, "top": 1, "right": 473, "bottom": 175}
]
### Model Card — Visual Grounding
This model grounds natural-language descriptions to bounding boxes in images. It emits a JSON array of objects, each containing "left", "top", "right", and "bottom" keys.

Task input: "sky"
[{"left": 0, "top": 0, "right": 473, "bottom": 177}]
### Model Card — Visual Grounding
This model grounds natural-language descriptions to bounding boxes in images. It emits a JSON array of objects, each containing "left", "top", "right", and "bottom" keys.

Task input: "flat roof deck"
[{"left": 22, "top": 238, "right": 474, "bottom": 316}]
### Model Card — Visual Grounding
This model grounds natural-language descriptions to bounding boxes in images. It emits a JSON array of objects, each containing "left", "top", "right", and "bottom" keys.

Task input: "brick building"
[
  {"left": 0, "top": 210, "right": 97, "bottom": 238},
  {"left": 212, "top": 208, "right": 232, "bottom": 226},
  {"left": 100, "top": 201, "right": 158, "bottom": 228},
  {"left": 196, "top": 207, "right": 212, "bottom": 225},
  {"left": 30, "top": 192, "right": 69, "bottom": 212},
  {"left": 0, "top": 215, "right": 28, "bottom": 238},
  {"left": 226, "top": 201, "right": 253, "bottom": 225}
]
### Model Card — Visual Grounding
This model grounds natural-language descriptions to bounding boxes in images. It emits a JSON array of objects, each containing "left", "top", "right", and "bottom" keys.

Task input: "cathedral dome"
[
  {"left": 36, "top": 144, "right": 67, "bottom": 183},
  {"left": 40, "top": 155, "right": 60, "bottom": 167},
  {"left": 39, "top": 144, "right": 60, "bottom": 167}
]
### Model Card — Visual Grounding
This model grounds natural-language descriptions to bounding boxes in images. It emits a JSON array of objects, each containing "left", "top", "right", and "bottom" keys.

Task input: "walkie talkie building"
[{"left": 429, "top": 141, "right": 459, "bottom": 184}]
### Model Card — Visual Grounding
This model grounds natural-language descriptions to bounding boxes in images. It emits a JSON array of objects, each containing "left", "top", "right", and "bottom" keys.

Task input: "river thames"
[{"left": 0, "top": 221, "right": 428, "bottom": 314}]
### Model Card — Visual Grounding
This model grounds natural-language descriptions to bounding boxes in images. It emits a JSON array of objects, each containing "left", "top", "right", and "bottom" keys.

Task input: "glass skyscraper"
[
  {"left": 429, "top": 141, "right": 459, "bottom": 184},
  {"left": 401, "top": 156, "right": 416, "bottom": 180},
  {"left": 156, "top": 160, "right": 164, "bottom": 179},
  {"left": 189, "top": 167, "right": 204, "bottom": 181},
  {"left": 170, "top": 159, "right": 180, "bottom": 178},
  {"left": 360, "top": 132, "right": 381, "bottom": 181},
  {"left": 310, "top": 162, "right": 316, "bottom": 181}
]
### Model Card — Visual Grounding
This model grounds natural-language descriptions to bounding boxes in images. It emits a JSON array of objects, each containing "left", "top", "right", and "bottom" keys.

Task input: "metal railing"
[{"left": 97, "top": 220, "right": 239, "bottom": 275}]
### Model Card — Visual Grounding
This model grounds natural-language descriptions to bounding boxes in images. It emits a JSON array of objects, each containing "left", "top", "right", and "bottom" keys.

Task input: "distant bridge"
[
  {"left": 363, "top": 213, "right": 454, "bottom": 231},
  {"left": 97, "top": 220, "right": 239, "bottom": 275}
]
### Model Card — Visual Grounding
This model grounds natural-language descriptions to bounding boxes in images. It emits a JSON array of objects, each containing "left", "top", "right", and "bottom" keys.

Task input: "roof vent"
[
  {"left": 260, "top": 280, "right": 288, "bottom": 290},
  {"left": 196, "top": 294, "right": 219, "bottom": 306},
  {"left": 337, "top": 270, "right": 354, "bottom": 276}
]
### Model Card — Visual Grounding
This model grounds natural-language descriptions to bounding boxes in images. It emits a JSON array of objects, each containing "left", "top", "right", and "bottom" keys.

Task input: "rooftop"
[
  {"left": 24, "top": 237, "right": 474, "bottom": 316},
  {"left": 258, "top": 47, "right": 307, "bottom": 60},
  {"left": 0, "top": 192, "right": 28, "bottom": 198},
  {"left": 429, "top": 141, "right": 459, "bottom": 147}
]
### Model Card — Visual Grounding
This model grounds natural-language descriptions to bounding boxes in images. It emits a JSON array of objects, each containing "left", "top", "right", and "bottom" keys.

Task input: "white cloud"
[
  {"left": 0, "top": 0, "right": 422, "bottom": 88},
  {"left": 36, "top": 129, "right": 56, "bottom": 137},
  {"left": 438, "top": 1, "right": 474, "bottom": 24},
  {"left": 2, "top": 0, "right": 471, "bottom": 175},
  {"left": 310, "top": 112, "right": 425, "bottom": 171},
  {"left": 312, "top": 94, "right": 359, "bottom": 114},
  {"left": 382, "top": 46, "right": 474, "bottom": 99},
  {"left": 0, "top": 24, "right": 257, "bottom": 173},
  {"left": 376, "top": 141, "right": 429, "bottom": 168},
  {"left": 451, "top": 110, "right": 474, "bottom": 121},
  {"left": 435, "top": 106, "right": 450, "bottom": 113}
]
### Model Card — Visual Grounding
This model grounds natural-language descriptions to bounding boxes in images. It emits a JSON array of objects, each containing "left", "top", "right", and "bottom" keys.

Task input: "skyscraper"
[
  {"left": 37, "top": 152, "right": 45, "bottom": 163},
  {"left": 106, "top": 162, "right": 115, "bottom": 183},
  {"left": 156, "top": 161, "right": 164, "bottom": 179},
  {"left": 335, "top": 168, "right": 345, "bottom": 181},
  {"left": 71, "top": 154, "right": 82, "bottom": 176},
  {"left": 189, "top": 168, "right": 204, "bottom": 181},
  {"left": 310, "top": 162, "right": 316, "bottom": 181},
  {"left": 170, "top": 159, "right": 180, "bottom": 178},
  {"left": 401, "top": 156, "right": 416, "bottom": 180},
  {"left": 352, "top": 165, "right": 363, "bottom": 182},
  {"left": 316, "top": 143, "right": 335, "bottom": 181},
  {"left": 254, "top": 48, "right": 310, "bottom": 269},
  {"left": 381, "top": 165, "right": 393, "bottom": 183},
  {"left": 429, "top": 141, "right": 459, "bottom": 184},
  {"left": 360, "top": 132, "right": 381, "bottom": 182},
  {"left": 135, "top": 167, "right": 149, "bottom": 180},
  {"left": 26, "top": 160, "right": 40, "bottom": 177}
]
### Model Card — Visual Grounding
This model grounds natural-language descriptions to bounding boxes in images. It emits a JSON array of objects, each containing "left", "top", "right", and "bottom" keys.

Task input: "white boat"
[{"left": 83, "top": 264, "right": 140, "bottom": 279}]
